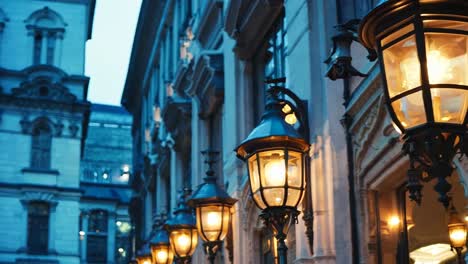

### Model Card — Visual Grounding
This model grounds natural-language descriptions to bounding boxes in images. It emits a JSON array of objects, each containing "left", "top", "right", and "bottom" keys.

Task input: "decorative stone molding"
[
  {"left": 194, "top": 0, "right": 223, "bottom": 49},
  {"left": 20, "top": 116, "right": 66, "bottom": 138},
  {"left": 172, "top": 60, "right": 193, "bottom": 97},
  {"left": 69, "top": 122, "right": 79, "bottom": 137},
  {"left": 20, "top": 114, "right": 31, "bottom": 134},
  {"left": 20, "top": 191, "right": 58, "bottom": 210},
  {"left": 186, "top": 53, "right": 224, "bottom": 119},
  {"left": 24, "top": 6, "right": 67, "bottom": 33},
  {"left": 224, "top": 0, "right": 284, "bottom": 60},
  {"left": 12, "top": 76, "right": 77, "bottom": 103}
]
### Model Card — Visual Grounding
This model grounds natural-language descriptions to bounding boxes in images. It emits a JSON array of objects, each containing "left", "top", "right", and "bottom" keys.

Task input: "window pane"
[
  {"left": 431, "top": 88, "right": 468, "bottom": 124},
  {"left": 31, "top": 122, "right": 52, "bottom": 169},
  {"left": 87, "top": 235, "right": 108, "bottom": 263},
  {"left": 89, "top": 210, "right": 108, "bottom": 233}
]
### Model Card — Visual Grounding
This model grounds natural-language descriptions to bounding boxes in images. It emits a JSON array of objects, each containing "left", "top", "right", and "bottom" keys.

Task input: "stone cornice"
[
  {"left": 224, "top": 0, "right": 284, "bottom": 60},
  {"left": 194, "top": 0, "right": 223, "bottom": 49},
  {"left": 186, "top": 52, "right": 224, "bottom": 119}
]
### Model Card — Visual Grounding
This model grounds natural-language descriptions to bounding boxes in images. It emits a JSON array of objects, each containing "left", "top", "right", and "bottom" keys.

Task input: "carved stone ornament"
[
  {"left": 12, "top": 76, "right": 77, "bottom": 103},
  {"left": 161, "top": 96, "right": 192, "bottom": 153},
  {"left": 20, "top": 115, "right": 31, "bottom": 134}
]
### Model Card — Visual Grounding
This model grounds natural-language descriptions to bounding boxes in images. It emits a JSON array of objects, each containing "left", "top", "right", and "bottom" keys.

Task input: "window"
[
  {"left": 115, "top": 221, "right": 131, "bottom": 264},
  {"left": 87, "top": 210, "right": 108, "bottom": 263},
  {"left": 31, "top": 122, "right": 52, "bottom": 169},
  {"left": 25, "top": 7, "right": 66, "bottom": 65},
  {"left": 27, "top": 202, "right": 49, "bottom": 254},
  {"left": 265, "top": 18, "right": 288, "bottom": 80}
]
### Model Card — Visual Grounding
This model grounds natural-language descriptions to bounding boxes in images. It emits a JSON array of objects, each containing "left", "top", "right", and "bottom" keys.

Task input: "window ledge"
[{"left": 21, "top": 168, "right": 59, "bottom": 175}]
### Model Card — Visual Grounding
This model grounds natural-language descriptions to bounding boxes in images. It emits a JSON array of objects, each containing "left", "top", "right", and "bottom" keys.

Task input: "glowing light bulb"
[
  {"left": 176, "top": 234, "right": 191, "bottom": 252},
  {"left": 264, "top": 159, "right": 286, "bottom": 186},
  {"left": 388, "top": 215, "right": 400, "bottom": 228},
  {"left": 206, "top": 211, "right": 221, "bottom": 228},
  {"left": 143, "top": 260, "right": 151, "bottom": 264},
  {"left": 156, "top": 250, "right": 168, "bottom": 263},
  {"left": 450, "top": 229, "right": 466, "bottom": 242}
]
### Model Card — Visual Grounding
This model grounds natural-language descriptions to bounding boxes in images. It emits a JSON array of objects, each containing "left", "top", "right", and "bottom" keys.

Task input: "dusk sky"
[{"left": 85, "top": 0, "right": 142, "bottom": 106}]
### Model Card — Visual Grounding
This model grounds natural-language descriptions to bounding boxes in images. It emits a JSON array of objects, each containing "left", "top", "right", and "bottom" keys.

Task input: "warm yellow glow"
[
  {"left": 388, "top": 215, "right": 401, "bottom": 228},
  {"left": 156, "top": 250, "right": 168, "bottom": 263},
  {"left": 176, "top": 233, "right": 191, "bottom": 252},
  {"left": 449, "top": 225, "right": 467, "bottom": 248},
  {"left": 285, "top": 113, "right": 297, "bottom": 125},
  {"left": 264, "top": 158, "right": 286, "bottom": 186},
  {"left": 206, "top": 211, "right": 222, "bottom": 228},
  {"left": 464, "top": 215, "right": 468, "bottom": 222},
  {"left": 143, "top": 261, "right": 151, "bottom": 264}
]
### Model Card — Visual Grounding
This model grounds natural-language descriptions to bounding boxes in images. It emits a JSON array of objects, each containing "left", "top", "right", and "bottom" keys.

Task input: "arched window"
[
  {"left": 25, "top": 7, "right": 66, "bottom": 65},
  {"left": 87, "top": 210, "right": 108, "bottom": 263},
  {"left": 27, "top": 202, "right": 50, "bottom": 254},
  {"left": 31, "top": 121, "right": 52, "bottom": 169}
]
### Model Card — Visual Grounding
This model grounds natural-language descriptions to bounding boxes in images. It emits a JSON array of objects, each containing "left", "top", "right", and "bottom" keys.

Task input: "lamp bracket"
[
  {"left": 325, "top": 19, "right": 377, "bottom": 80},
  {"left": 266, "top": 83, "right": 310, "bottom": 142}
]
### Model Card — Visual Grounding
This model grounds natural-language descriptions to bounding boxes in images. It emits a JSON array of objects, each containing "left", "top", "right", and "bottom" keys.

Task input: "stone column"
[
  {"left": 81, "top": 211, "right": 89, "bottom": 263},
  {"left": 107, "top": 212, "right": 116, "bottom": 264},
  {"left": 55, "top": 32, "right": 64, "bottom": 67}
]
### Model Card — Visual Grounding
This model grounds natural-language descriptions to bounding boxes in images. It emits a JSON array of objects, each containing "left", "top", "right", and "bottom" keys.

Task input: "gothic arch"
[{"left": 24, "top": 7, "right": 67, "bottom": 30}]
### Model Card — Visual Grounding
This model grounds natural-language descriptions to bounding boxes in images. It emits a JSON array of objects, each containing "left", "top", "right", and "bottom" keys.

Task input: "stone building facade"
[
  {"left": 122, "top": 0, "right": 468, "bottom": 263},
  {"left": 79, "top": 104, "right": 133, "bottom": 264},
  {"left": 0, "top": 1, "right": 133, "bottom": 264}
]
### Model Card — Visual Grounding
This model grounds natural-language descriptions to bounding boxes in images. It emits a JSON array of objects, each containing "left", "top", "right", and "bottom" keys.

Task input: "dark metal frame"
[{"left": 360, "top": 0, "right": 468, "bottom": 208}]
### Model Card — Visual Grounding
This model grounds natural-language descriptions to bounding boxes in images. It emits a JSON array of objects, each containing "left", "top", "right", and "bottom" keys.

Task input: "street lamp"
[
  {"left": 360, "top": 0, "right": 468, "bottom": 208},
  {"left": 136, "top": 243, "right": 152, "bottom": 264},
  {"left": 448, "top": 205, "right": 467, "bottom": 264},
  {"left": 149, "top": 215, "right": 174, "bottom": 264},
  {"left": 165, "top": 188, "right": 198, "bottom": 264},
  {"left": 188, "top": 150, "right": 237, "bottom": 264},
  {"left": 235, "top": 78, "right": 310, "bottom": 264}
]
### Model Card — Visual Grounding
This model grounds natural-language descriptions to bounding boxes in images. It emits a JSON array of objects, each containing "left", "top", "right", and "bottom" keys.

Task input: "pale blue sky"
[{"left": 85, "top": 0, "right": 142, "bottom": 106}]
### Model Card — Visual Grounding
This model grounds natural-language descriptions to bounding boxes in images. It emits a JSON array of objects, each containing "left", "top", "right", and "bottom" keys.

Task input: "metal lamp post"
[
  {"left": 165, "top": 188, "right": 198, "bottom": 264},
  {"left": 360, "top": 0, "right": 468, "bottom": 208},
  {"left": 448, "top": 205, "right": 467, "bottom": 264},
  {"left": 235, "top": 78, "right": 310, "bottom": 264},
  {"left": 135, "top": 243, "right": 152, "bottom": 264},
  {"left": 149, "top": 214, "right": 174, "bottom": 264},
  {"left": 187, "top": 150, "right": 238, "bottom": 264}
]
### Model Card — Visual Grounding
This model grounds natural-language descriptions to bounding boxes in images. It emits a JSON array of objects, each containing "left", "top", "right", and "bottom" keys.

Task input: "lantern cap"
[
  {"left": 149, "top": 216, "right": 170, "bottom": 247},
  {"left": 136, "top": 243, "right": 152, "bottom": 258},
  {"left": 360, "top": 0, "right": 468, "bottom": 49},
  {"left": 235, "top": 87, "right": 309, "bottom": 159},
  {"left": 165, "top": 188, "right": 196, "bottom": 229},
  {"left": 188, "top": 150, "right": 238, "bottom": 207}
]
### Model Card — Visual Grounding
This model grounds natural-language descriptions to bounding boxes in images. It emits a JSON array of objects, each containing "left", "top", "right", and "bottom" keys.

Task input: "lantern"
[
  {"left": 235, "top": 82, "right": 310, "bottom": 264},
  {"left": 165, "top": 189, "right": 198, "bottom": 263},
  {"left": 448, "top": 205, "right": 467, "bottom": 263},
  {"left": 360, "top": 0, "right": 468, "bottom": 208},
  {"left": 149, "top": 220, "right": 174, "bottom": 264},
  {"left": 188, "top": 150, "right": 237, "bottom": 263},
  {"left": 136, "top": 243, "right": 152, "bottom": 264}
]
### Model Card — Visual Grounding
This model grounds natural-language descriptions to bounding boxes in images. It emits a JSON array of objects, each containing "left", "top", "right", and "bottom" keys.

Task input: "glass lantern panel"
[
  {"left": 259, "top": 150, "right": 286, "bottom": 188},
  {"left": 253, "top": 191, "right": 267, "bottom": 210},
  {"left": 169, "top": 228, "right": 198, "bottom": 257},
  {"left": 381, "top": 23, "right": 415, "bottom": 47},
  {"left": 449, "top": 224, "right": 467, "bottom": 248},
  {"left": 431, "top": 88, "right": 468, "bottom": 124},
  {"left": 391, "top": 91, "right": 427, "bottom": 128},
  {"left": 137, "top": 257, "right": 152, "bottom": 264},
  {"left": 424, "top": 33, "right": 468, "bottom": 86},
  {"left": 198, "top": 206, "right": 223, "bottom": 242},
  {"left": 287, "top": 151, "right": 303, "bottom": 188},
  {"left": 382, "top": 35, "right": 420, "bottom": 98},
  {"left": 220, "top": 206, "right": 230, "bottom": 241},
  {"left": 286, "top": 189, "right": 303, "bottom": 207},
  {"left": 263, "top": 188, "right": 285, "bottom": 207},
  {"left": 248, "top": 155, "right": 260, "bottom": 193}
]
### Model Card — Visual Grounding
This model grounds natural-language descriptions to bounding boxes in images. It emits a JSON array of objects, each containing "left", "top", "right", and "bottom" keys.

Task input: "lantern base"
[
  {"left": 203, "top": 241, "right": 222, "bottom": 264},
  {"left": 404, "top": 130, "right": 466, "bottom": 208},
  {"left": 260, "top": 207, "right": 300, "bottom": 264}
]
